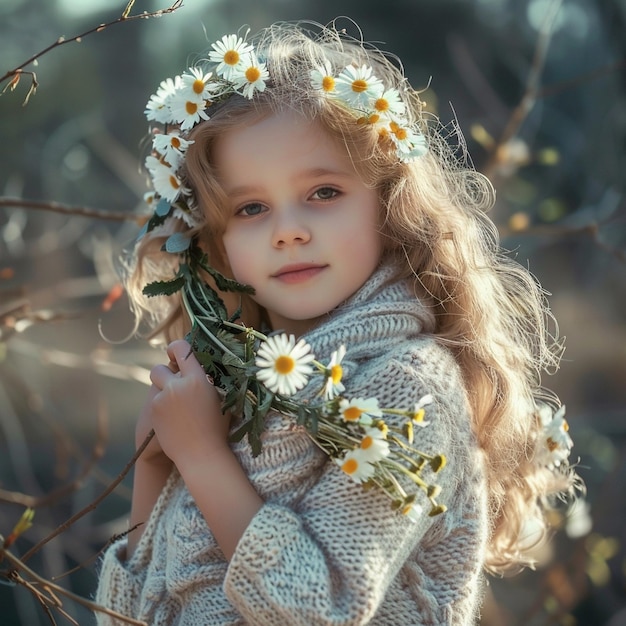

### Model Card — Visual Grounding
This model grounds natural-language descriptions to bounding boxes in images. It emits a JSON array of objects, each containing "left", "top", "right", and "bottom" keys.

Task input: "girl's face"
[{"left": 215, "top": 111, "right": 382, "bottom": 336}]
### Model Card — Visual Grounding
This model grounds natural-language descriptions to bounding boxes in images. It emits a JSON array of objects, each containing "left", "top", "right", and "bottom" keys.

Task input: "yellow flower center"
[
  {"left": 322, "top": 76, "right": 335, "bottom": 92},
  {"left": 351, "top": 79, "right": 368, "bottom": 93},
  {"left": 546, "top": 437, "right": 558, "bottom": 452},
  {"left": 192, "top": 79, "right": 205, "bottom": 94},
  {"left": 245, "top": 66, "right": 261, "bottom": 82},
  {"left": 169, "top": 175, "right": 180, "bottom": 190},
  {"left": 170, "top": 136, "right": 181, "bottom": 149},
  {"left": 342, "top": 458, "right": 359, "bottom": 475},
  {"left": 394, "top": 127, "right": 408, "bottom": 141},
  {"left": 343, "top": 406, "right": 363, "bottom": 421},
  {"left": 361, "top": 436, "right": 374, "bottom": 450},
  {"left": 374, "top": 98, "right": 389, "bottom": 112},
  {"left": 563, "top": 419, "right": 569, "bottom": 432},
  {"left": 412, "top": 408, "right": 425, "bottom": 423},
  {"left": 401, "top": 503, "right": 413, "bottom": 516},
  {"left": 224, "top": 50, "right": 240, "bottom": 66},
  {"left": 275, "top": 355, "right": 295, "bottom": 375},
  {"left": 185, "top": 101, "right": 198, "bottom": 115},
  {"left": 330, "top": 364, "right": 343, "bottom": 385}
]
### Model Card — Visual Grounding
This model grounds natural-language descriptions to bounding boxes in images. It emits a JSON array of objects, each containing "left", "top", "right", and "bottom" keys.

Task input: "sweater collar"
[{"left": 301, "top": 261, "right": 436, "bottom": 371}]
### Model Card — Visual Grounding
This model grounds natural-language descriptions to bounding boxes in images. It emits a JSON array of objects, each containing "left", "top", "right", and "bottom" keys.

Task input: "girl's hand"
[
  {"left": 135, "top": 383, "right": 172, "bottom": 468},
  {"left": 148, "top": 339, "right": 229, "bottom": 469}
]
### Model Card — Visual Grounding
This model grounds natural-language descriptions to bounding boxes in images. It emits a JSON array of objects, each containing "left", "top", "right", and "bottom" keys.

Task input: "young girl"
[{"left": 95, "top": 21, "right": 578, "bottom": 625}]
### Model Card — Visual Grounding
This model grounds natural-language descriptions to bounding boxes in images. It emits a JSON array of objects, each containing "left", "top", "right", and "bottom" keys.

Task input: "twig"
[
  {"left": 0, "top": 546, "right": 147, "bottom": 625},
  {"left": 538, "top": 57, "right": 626, "bottom": 100},
  {"left": 501, "top": 218, "right": 626, "bottom": 265},
  {"left": 0, "top": 0, "right": 185, "bottom": 106},
  {"left": 51, "top": 523, "right": 143, "bottom": 582},
  {"left": 0, "top": 197, "right": 144, "bottom": 222},
  {"left": 483, "top": 0, "right": 563, "bottom": 179},
  {"left": 0, "top": 398, "right": 108, "bottom": 509},
  {"left": 7, "top": 339, "right": 152, "bottom": 385},
  {"left": 19, "top": 429, "right": 155, "bottom": 564}
]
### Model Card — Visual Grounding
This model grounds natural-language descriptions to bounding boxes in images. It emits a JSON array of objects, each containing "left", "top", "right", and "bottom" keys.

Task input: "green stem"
[{"left": 182, "top": 289, "right": 242, "bottom": 362}]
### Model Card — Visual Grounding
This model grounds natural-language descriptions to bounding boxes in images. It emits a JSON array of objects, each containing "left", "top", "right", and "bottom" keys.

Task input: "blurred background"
[{"left": 0, "top": 0, "right": 624, "bottom": 624}]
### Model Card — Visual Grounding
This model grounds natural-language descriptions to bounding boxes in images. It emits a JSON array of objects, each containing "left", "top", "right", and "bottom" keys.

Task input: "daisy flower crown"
[{"left": 141, "top": 30, "right": 428, "bottom": 230}]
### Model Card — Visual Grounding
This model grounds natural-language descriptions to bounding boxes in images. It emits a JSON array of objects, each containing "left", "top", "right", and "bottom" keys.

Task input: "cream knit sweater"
[{"left": 95, "top": 263, "right": 488, "bottom": 625}]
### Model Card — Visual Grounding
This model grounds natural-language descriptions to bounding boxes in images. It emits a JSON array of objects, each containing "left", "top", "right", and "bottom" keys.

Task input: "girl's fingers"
[
  {"left": 166, "top": 340, "right": 205, "bottom": 378},
  {"left": 150, "top": 364, "right": 176, "bottom": 389}
]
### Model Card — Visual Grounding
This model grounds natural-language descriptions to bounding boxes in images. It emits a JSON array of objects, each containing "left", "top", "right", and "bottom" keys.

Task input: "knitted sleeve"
[
  {"left": 94, "top": 470, "right": 181, "bottom": 625},
  {"left": 224, "top": 342, "right": 473, "bottom": 625}
]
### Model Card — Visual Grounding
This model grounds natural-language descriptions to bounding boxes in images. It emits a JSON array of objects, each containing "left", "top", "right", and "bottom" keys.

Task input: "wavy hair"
[{"left": 123, "top": 20, "right": 578, "bottom": 574}]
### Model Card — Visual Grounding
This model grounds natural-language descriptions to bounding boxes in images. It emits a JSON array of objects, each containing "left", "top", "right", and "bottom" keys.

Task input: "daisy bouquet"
[{"left": 142, "top": 233, "right": 447, "bottom": 520}]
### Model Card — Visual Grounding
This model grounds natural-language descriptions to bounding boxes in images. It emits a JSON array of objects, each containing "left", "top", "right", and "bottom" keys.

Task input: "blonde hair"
[{"left": 124, "top": 21, "right": 577, "bottom": 574}]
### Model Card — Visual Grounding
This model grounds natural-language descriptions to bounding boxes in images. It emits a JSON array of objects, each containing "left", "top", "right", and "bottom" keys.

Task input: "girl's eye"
[
  {"left": 312, "top": 187, "right": 339, "bottom": 201},
  {"left": 237, "top": 203, "right": 266, "bottom": 217}
]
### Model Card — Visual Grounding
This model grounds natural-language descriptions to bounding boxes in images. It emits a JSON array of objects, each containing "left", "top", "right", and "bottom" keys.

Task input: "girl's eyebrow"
[
  {"left": 301, "top": 167, "right": 354, "bottom": 180},
  {"left": 226, "top": 168, "right": 354, "bottom": 198}
]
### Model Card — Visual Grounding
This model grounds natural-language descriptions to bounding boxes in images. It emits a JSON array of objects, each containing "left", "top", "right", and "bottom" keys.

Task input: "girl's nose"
[{"left": 271, "top": 210, "right": 311, "bottom": 248}]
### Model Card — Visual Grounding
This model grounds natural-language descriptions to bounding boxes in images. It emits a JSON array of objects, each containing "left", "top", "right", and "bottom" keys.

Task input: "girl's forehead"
[{"left": 213, "top": 111, "right": 347, "bottom": 170}]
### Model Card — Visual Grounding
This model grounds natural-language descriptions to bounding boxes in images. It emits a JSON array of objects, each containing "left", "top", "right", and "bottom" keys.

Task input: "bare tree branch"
[
  {"left": 19, "top": 429, "right": 155, "bottom": 564},
  {"left": 0, "top": 198, "right": 143, "bottom": 222},
  {"left": 483, "top": 0, "right": 563, "bottom": 179},
  {"left": 0, "top": 0, "right": 185, "bottom": 105},
  {"left": 0, "top": 399, "right": 108, "bottom": 509},
  {"left": 0, "top": 546, "right": 148, "bottom": 625}
]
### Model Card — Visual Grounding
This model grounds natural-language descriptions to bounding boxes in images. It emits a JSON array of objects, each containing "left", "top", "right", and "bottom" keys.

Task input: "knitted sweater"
[{"left": 95, "top": 263, "right": 488, "bottom": 625}]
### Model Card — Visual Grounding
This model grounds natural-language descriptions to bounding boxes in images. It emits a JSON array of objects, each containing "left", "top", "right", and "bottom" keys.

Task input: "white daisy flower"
[
  {"left": 358, "top": 427, "right": 390, "bottom": 463},
  {"left": 152, "top": 132, "right": 194, "bottom": 169},
  {"left": 180, "top": 67, "right": 218, "bottom": 102},
  {"left": 371, "top": 88, "right": 406, "bottom": 118},
  {"left": 143, "top": 190, "right": 157, "bottom": 207},
  {"left": 231, "top": 54, "right": 269, "bottom": 99},
  {"left": 145, "top": 76, "right": 181, "bottom": 124},
  {"left": 338, "top": 397, "right": 382, "bottom": 425},
  {"left": 387, "top": 120, "right": 427, "bottom": 158},
  {"left": 209, "top": 33, "right": 254, "bottom": 80},
  {"left": 400, "top": 134, "right": 429, "bottom": 160},
  {"left": 172, "top": 205, "right": 199, "bottom": 228},
  {"left": 335, "top": 64, "right": 384, "bottom": 108},
  {"left": 535, "top": 404, "right": 573, "bottom": 468},
  {"left": 168, "top": 91, "right": 210, "bottom": 131},
  {"left": 334, "top": 449, "right": 375, "bottom": 484},
  {"left": 401, "top": 501, "right": 423, "bottom": 522},
  {"left": 409, "top": 394, "right": 433, "bottom": 426},
  {"left": 145, "top": 155, "right": 182, "bottom": 203},
  {"left": 255, "top": 334, "right": 315, "bottom": 396},
  {"left": 310, "top": 60, "right": 336, "bottom": 93},
  {"left": 322, "top": 345, "right": 346, "bottom": 400}
]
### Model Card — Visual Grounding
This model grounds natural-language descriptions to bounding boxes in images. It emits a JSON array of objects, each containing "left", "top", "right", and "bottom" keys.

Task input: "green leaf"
[
  {"left": 256, "top": 387, "right": 274, "bottom": 421},
  {"left": 155, "top": 198, "right": 172, "bottom": 217},
  {"left": 138, "top": 200, "right": 173, "bottom": 240},
  {"left": 164, "top": 232, "right": 191, "bottom": 253},
  {"left": 208, "top": 266, "right": 255, "bottom": 295},
  {"left": 142, "top": 274, "right": 185, "bottom": 297},
  {"left": 222, "top": 352, "right": 246, "bottom": 369}
]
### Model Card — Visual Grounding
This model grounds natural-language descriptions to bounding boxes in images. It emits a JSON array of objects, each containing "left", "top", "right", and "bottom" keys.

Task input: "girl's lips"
[{"left": 273, "top": 264, "right": 327, "bottom": 284}]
